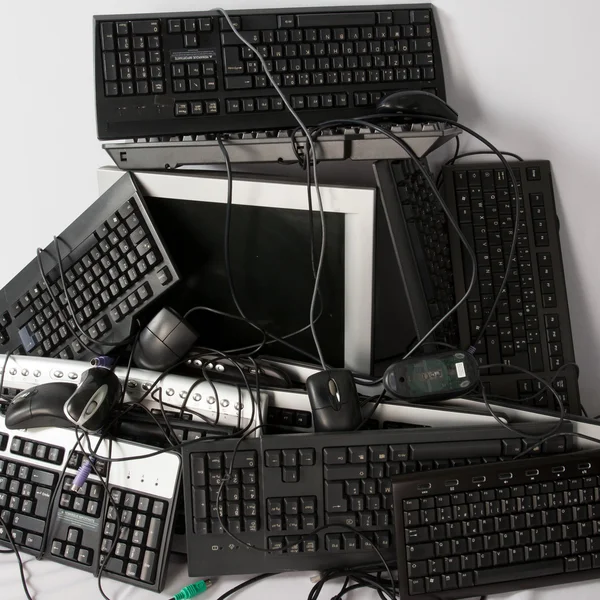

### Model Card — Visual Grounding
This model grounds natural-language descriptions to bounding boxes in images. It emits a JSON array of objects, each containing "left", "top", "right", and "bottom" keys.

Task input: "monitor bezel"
[{"left": 97, "top": 166, "right": 376, "bottom": 374}]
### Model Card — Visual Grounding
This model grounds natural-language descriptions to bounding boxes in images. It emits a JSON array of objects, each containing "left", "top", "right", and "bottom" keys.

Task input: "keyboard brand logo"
[{"left": 171, "top": 50, "right": 216, "bottom": 62}]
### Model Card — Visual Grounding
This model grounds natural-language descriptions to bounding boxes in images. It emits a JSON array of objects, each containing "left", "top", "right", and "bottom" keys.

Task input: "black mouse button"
[
  {"left": 147, "top": 307, "right": 182, "bottom": 338},
  {"left": 84, "top": 401, "right": 98, "bottom": 416},
  {"left": 164, "top": 320, "right": 198, "bottom": 356}
]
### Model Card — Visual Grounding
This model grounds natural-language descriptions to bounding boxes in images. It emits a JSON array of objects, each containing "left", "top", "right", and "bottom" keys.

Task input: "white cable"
[{"left": 216, "top": 8, "right": 327, "bottom": 370}]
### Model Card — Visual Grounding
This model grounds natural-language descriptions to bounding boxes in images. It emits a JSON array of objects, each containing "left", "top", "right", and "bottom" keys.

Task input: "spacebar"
[
  {"left": 474, "top": 559, "right": 564, "bottom": 586},
  {"left": 296, "top": 12, "right": 375, "bottom": 27}
]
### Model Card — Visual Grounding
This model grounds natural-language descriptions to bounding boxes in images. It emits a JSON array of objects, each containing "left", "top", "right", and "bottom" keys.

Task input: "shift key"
[
  {"left": 12, "top": 514, "right": 45, "bottom": 534},
  {"left": 223, "top": 47, "right": 244, "bottom": 74},
  {"left": 225, "top": 76, "right": 253, "bottom": 90}
]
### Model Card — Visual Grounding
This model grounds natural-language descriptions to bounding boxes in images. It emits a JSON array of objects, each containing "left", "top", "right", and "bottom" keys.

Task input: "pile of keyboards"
[{"left": 0, "top": 5, "right": 598, "bottom": 600}]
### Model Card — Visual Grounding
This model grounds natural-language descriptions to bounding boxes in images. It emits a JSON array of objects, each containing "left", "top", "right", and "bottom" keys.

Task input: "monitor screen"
[
  {"left": 145, "top": 196, "right": 346, "bottom": 366},
  {"left": 98, "top": 167, "right": 376, "bottom": 374}
]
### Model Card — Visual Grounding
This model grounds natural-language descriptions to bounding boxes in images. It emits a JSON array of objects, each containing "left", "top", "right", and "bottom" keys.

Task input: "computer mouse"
[
  {"left": 306, "top": 369, "right": 362, "bottom": 432},
  {"left": 383, "top": 350, "right": 479, "bottom": 402},
  {"left": 5, "top": 382, "right": 76, "bottom": 430},
  {"left": 64, "top": 367, "right": 122, "bottom": 432},
  {"left": 376, "top": 90, "right": 458, "bottom": 122},
  {"left": 133, "top": 307, "right": 198, "bottom": 371}
]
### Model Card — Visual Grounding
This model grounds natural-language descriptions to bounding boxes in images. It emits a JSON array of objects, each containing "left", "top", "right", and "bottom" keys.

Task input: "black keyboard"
[
  {"left": 0, "top": 173, "right": 178, "bottom": 361},
  {"left": 181, "top": 422, "right": 574, "bottom": 576},
  {"left": 376, "top": 159, "right": 580, "bottom": 413},
  {"left": 0, "top": 416, "right": 181, "bottom": 591},
  {"left": 94, "top": 5, "right": 446, "bottom": 139},
  {"left": 375, "top": 159, "right": 458, "bottom": 348},
  {"left": 393, "top": 448, "right": 600, "bottom": 599},
  {"left": 443, "top": 161, "right": 579, "bottom": 411}
]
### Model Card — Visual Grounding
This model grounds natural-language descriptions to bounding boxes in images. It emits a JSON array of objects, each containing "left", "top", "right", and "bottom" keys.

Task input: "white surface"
[{"left": 2, "top": 0, "right": 600, "bottom": 598}]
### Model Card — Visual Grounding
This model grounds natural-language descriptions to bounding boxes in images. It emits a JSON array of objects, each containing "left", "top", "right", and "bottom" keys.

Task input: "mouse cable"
[
  {"left": 215, "top": 573, "right": 278, "bottom": 600},
  {"left": 446, "top": 150, "right": 524, "bottom": 165},
  {"left": 469, "top": 361, "right": 578, "bottom": 406},
  {"left": 93, "top": 348, "right": 227, "bottom": 456},
  {"left": 465, "top": 361, "right": 600, "bottom": 461},
  {"left": 182, "top": 306, "right": 266, "bottom": 357},
  {"left": 355, "top": 389, "right": 387, "bottom": 430},
  {"left": 368, "top": 111, "right": 523, "bottom": 352},
  {"left": 215, "top": 134, "right": 326, "bottom": 358},
  {"left": 293, "top": 117, "right": 477, "bottom": 360},
  {"left": 78, "top": 348, "right": 267, "bottom": 464},
  {"left": 332, "top": 112, "right": 523, "bottom": 354},
  {"left": 435, "top": 135, "right": 460, "bottom": 188},
  {"left": 436, "top": 148, "right": 524, "bottom": 191},
  {"left": 435, "top": 145, "right": 522, "bottom": 189},
  {"left": 217, "top": 7, "right": 327, "bottom": 372},
  {"left": 475, "top": 362, "right": 567, "bottom": 444},
  {"left": 0, "top": 514, "right": 34, "bottom": 600},
  {"left": 296, "top": 115, "right": 521, "bottom": 357},
  {"left": 307, "top": 566, "right": 399, "bottom": 600}
]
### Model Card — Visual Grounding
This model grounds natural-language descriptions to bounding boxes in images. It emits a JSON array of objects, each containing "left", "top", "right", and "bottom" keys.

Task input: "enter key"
[{"left": 325, "top": 481, "right": 347, "bottom": 513}]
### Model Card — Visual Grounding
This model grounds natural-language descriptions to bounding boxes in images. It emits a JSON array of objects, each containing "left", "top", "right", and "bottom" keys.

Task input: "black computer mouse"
[
  {"left": 64, "top": 367, "right": 122, "bottom": 432},
  {"left": 376, "top": 90, "right": 458, "bottom": 122},
  {"left": 5, "top": 382, "right": 76, "bottom": 430},
  {"left": 383, "top": 350, "right": 479, "bottom": 402},
  {"left": 133, "top": 307, "right": 198, "bottom": 371},
  {"left": 306, "top": 369, "right": 362, "bottom": 432}
]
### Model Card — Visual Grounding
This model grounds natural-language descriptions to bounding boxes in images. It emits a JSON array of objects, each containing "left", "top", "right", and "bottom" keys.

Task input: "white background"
[{"left": 1, "top": 0, "right": 600, "bottom": 598}]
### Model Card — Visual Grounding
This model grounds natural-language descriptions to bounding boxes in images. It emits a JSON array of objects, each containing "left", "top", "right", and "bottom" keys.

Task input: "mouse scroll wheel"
[
  {"left": 84, "top": 400, "right": 97, "bottom": 416},
  {"left": 328, "top": 379, "right": 338, "bottom": 397}
]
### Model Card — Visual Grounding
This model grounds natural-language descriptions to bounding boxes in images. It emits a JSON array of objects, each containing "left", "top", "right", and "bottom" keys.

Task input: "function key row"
[
  {"left": 268, "top": 534, "right": 317, "bottom": 553},
  {"left": 10, "top": 437, "right": 63, "bottom": 465},
  {"left": 454, "top": 168, "right": 522, "bottom": 191},
  {"left": 174, "top": 99, "right": 219, "bottom": 117},
  {"left": 254, "top": 9, "right": 430, "bottom": 31},
  {"left": 221, "top": 24, "right": 432, "bottom": 46}
]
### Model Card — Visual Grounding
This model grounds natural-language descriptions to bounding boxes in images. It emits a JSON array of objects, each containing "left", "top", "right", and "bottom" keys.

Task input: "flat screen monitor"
[{"left": 98, "top": 167, "right": 377, "bottom": 374}]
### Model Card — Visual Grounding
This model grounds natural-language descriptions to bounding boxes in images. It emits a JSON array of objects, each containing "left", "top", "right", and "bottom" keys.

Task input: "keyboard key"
[{"left": 474, "top": 559, "right": 564, "bottom": 585}]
